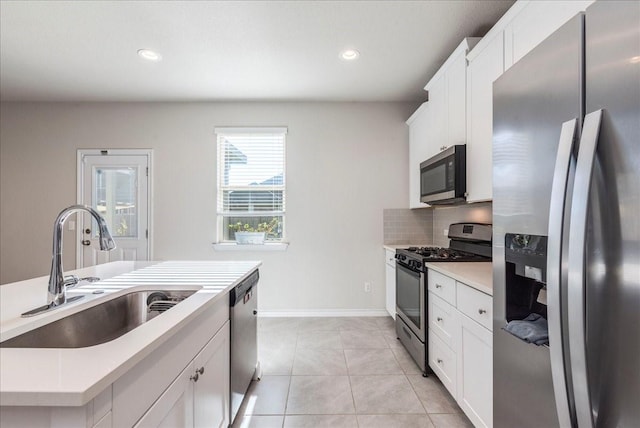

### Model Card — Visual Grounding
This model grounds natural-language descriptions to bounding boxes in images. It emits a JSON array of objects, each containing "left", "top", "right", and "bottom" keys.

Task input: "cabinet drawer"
[
  {"left": 456, "top": 282, "right": 493, "bottom": 331},
  {"left": 428, "top": 270, "right": 456, "bottom": 305},
  {"left": 428, "top": 292, "right": 457, "bottom": 348},
  {"left": 428, "top": 330, "right": 456, "bottom": 397}
]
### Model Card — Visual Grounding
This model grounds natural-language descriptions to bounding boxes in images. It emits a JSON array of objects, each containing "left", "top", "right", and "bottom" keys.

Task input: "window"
[{"left": 216, "top": 127, "right": 286, "bottom": 242}]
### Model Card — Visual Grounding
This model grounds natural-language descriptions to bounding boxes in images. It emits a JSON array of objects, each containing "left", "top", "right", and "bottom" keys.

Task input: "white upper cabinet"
[
  {"left": 504, "top": 0, "right": 596, "bottom": 70},
  {"left": 407, "top": 38, "right": 479, "bottom": 209},
  {"left": 466, "top": 33, "right": 504, "bottom": 202},
  {"left": 424, "top": 38, "right": 480, "bottom": 156},
  {"left": 462, "top": 0, "right": 595, "bottom": 202},
  {"left": 407, "top": 102, "right": 431, "bottom": 209}
]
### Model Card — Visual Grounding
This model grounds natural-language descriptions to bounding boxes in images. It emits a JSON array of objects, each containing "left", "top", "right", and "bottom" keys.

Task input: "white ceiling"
[{"left": 0, "top": 0, "right": 514, "bottom": 102}]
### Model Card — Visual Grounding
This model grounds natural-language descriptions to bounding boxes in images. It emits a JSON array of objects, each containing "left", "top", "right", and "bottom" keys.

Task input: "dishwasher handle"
[{"left": 230, "top": 269, "right": 260, "bottom": 307}]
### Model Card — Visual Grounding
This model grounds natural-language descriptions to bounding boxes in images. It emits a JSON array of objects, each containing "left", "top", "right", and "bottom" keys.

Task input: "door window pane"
[{"left": 93, "top": 167, "right": 138, "bottom": 238}]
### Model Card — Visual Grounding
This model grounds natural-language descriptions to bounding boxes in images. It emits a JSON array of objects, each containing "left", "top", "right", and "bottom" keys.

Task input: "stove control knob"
[{"left": 415, "top": 261, "right": 423, "bottom": 269}]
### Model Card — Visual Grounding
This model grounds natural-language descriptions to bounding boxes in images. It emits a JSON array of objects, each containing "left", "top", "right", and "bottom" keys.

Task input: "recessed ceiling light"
[
  {"left": 137, "top": 49, "right": 162, "bottom": 62},
  {"left": 340, "top": 49, "right": 360, "bottom": 61}
]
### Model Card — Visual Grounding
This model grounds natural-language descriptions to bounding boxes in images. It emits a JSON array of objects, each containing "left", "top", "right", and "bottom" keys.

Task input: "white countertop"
[
  {"left": 425, "top": 262, "right": 493, "bottom": 296},
  {"left": 383, "top": 244, "right": 432, "bottom": 251},
  {"left": 0, "top": 260, "right": 261, "bottom": 407},
  {"left": 383, "top": 245, "right": 493, "bottom": 295}
]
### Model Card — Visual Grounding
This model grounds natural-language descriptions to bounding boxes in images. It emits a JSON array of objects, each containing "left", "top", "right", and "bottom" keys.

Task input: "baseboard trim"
[{"left": 257, "top": 309, "right": 390, "bottom": 317}]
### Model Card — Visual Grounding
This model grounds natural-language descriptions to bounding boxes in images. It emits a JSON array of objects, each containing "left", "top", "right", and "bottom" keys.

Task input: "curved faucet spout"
[{"left": 48, "top": 205, "right": 116, "bottom": 307}]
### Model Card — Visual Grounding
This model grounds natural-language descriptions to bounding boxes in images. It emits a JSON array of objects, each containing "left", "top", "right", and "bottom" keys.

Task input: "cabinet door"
[
  {"left": 446, "top": 50, "right": 467, "bottom": 147},
  {"left": 466, "top": 33, "right": 504, "bottom": 202},
  {"left": 193, "top": 321, "right": 230, "bottom": 428},
  {"left": 504, "top": 0, "right": 595, "bottom": 69},
  {"left": 385, "top": 251, "right": 396, "bottom": 319},
  {"left": 408, "top": 103, "right": 431, "bottom": 208},
  {"left": 427, "top": 75, "right": 447, "bottom": 157},
  {"left": 457, "top": 313, "right": 493, "bottom": 428},
  {"left": 134, "top": 363, "right": 195, "bottom": 428}
]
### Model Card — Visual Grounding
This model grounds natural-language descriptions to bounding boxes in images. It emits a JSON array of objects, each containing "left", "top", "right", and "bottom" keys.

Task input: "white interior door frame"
[{"left": 76, "top": 149, "right": 153, "bottom": 267}]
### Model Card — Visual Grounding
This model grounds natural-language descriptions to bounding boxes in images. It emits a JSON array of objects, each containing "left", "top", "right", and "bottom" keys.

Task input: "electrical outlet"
[
  {"left": 443, "top": 228, "right": 449, "bottom": 236},
  {"left": 364, "top": 282, "right": 371, "bottom": 292}
]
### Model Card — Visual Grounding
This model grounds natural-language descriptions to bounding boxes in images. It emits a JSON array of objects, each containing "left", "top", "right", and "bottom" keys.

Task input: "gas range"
[{"left": 395, "top": 223, "right": 492, "bottom": 271}]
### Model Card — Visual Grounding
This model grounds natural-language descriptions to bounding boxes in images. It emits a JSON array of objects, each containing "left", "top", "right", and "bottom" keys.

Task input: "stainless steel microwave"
[{"left": 420, "top": 145, "right": 466, "bottom": 205}]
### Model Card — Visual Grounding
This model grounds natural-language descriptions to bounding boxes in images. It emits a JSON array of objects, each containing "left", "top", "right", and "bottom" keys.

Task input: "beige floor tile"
[
  {"left": 340, "top": 330, "right": 388, "bottom": 349},
  {"left": 259, "top": 346, "right": 295, "bottom": 375},
  {"left": 357, "top": 414, "right": 435, "bottom": 428},
  {"left": 428, "top": 413, "right": 474, "bottom": 428},
  {"left": 382, "top": 329, "right": 404, "bottom": 349},
  {"left": 259, "top": 330, "right": 298, "bottom": 350},
  {"left": 283, "top": 415, "right": 358, "bottom": 427},
  {"left": 297, "top": 317, "right": 343, "bottom": 331},
  {"left": 374, "top": 316, "right": 396, "bottom": 331},
  {"left": 286, "top": 376, "right": 355, "bottom": 414},
  {"left": 259, "top": 317, "right": 301, "bottom": 332},
  {"left": 350, "top": 375, "right": 425, "bottom": 414},
  {"left": 296, "top": 330, "right": 343, "bottom": 349},
  {"left": 337, "top": 317, "right": 380, "bottom": 331},
  {"left": 232, "top": 415, "right": 284, "bottom": 428},
  {"left": 292, "top": 348, "right": 347, "bottom": 375},
  {"left": 241, "top": 376, "right": 290, "bottom": 415},
  {"left": 390, "top": 345, "right": 425, "bottom": 375},
  {"left": 344, "top": 348, "right": 403, "bottom": 375},
  {"left": 407, "top": 375, "right": 461, "bottom": 414}
]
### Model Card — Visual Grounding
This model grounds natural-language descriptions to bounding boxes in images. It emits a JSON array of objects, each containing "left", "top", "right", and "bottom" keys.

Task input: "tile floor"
[{"left": 232, "top": 316, "right": 473, "bottom": 428}]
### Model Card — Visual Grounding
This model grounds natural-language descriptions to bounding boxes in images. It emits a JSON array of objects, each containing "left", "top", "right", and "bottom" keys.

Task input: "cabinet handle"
[
  {"left": 437, "top": 358, "right": 443, "bottom": 364},
  {"left": 196, "top": 367, "right": 205, "bottom": 375},
  {"left": 435, "top": 284, "right": 443, "bottom": 289},
  {"left": 478, "top": 309, "right": 487, "bottom": 314},
  {"left": 437, "top": 317, "right": 443, "bottom": 322},
  {"left": 190, "top": 373, "right": 199, "bottom": 382}
]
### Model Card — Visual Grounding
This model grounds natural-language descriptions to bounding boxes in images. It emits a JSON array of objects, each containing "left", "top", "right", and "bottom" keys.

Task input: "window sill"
[{"left": 212, "top": 242, "right": 289, "bottom": 252}]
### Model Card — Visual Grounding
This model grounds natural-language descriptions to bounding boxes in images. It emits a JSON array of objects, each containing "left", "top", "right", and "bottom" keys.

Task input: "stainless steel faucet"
[{"left": 22, "top": 205, "right": 116, "bottom": 317}]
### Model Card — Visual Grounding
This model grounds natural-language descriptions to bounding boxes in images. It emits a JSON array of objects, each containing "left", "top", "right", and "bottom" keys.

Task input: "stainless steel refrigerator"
[{"left": 493, "top": 1, "right": 639, "bottom": 427}]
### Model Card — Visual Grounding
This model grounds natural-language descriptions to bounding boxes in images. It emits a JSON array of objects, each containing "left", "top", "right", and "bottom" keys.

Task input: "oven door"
[{"left": 395, "top": 261, "right": 426, "bottom": 342}]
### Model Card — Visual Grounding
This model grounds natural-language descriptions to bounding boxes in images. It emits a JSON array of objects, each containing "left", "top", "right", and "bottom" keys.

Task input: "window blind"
[{"left": 216, "top": 128, "right": 286, "bottom": 241}]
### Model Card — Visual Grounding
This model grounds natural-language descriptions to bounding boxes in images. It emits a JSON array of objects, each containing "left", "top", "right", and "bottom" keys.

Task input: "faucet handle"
[
  {"left": 63, "top": 275, "right": 80, "bottom": 288},
  {"left": 64, "top": 275, "right": 100, "bottom": 289}
]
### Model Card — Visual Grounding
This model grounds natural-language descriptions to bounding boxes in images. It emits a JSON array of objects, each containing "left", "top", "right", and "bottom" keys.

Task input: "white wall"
[{"left": 0, "top": 101, "right": 415, "bottom": 313}]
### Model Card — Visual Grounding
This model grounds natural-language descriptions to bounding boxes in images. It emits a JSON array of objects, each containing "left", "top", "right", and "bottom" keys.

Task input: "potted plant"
[{"left": 228, "top": 218, "right": 279, "bottom": 244}]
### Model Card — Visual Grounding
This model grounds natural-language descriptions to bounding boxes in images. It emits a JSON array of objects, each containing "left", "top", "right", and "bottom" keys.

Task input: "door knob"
[
  {"left": 190, "top": 373, "right": 199, "bottom": 382},
  {"left": 81, "top": 240, "right": 91, "bottom": 246},
  {"left": 196, "top": 367, "right": 204, "bottom": 375},
  {"left": 85, "top": 228, "right": 91, "bottom": 234}
]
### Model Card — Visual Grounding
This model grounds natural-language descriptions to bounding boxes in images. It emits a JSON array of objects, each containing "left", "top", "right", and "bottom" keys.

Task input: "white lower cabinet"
[
  {"left": 457, "top": 314, "right": 493, "bottom": 428},
  {"left": 384, "top": 249, "right": 396, "bottom": 319},
  {"left": 135, "top": 321, "right": 230, "bottom": 428},
  {"left": 193, "top": 322, "right": 230, "bottom": 428},
  {"left": 427, "top": 269, "right": 493, "bottom": 428}
]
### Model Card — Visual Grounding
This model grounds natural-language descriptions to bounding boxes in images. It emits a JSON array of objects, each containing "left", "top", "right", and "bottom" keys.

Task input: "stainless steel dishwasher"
[{"left": 229, "top": 269, "right": 260, "bottom": 424}]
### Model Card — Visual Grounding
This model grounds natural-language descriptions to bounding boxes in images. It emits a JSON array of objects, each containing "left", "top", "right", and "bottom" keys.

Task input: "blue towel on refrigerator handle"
[{"left": 504, "top": 313, "right": 549, "bottom": 346}]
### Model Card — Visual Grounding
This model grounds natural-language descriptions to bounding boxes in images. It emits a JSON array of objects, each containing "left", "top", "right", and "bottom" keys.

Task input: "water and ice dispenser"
[{"left": 503, "top": 233, "right": 549, "bottom": 345}]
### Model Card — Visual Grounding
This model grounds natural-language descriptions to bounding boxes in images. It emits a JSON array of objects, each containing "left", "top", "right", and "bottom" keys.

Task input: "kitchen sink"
[{"left": 0, "top": 289, "right": 199, "bottom": 348}]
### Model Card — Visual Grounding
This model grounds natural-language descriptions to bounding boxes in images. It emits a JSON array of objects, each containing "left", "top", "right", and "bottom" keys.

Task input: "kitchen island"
[{"left": 0, "top": 260, "right": 260, "bottom": 428}]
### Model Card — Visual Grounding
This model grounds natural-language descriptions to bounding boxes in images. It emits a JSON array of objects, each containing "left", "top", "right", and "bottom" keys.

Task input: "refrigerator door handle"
[
  {"left": 568, "top": 109, "right": 603, "bottom": 428},
  {"left": 547, "top": 119, "right": 578, "bottom": 428}
]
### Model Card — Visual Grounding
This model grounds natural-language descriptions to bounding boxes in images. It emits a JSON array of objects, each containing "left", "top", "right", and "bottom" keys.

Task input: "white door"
[{"left": 77, "top": 149, "right": 152, "bottom": 267}]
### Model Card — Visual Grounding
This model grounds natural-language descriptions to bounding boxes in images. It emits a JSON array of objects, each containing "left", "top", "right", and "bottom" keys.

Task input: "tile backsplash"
[
  {"left": 384, "top": 202, "right": 492, "bottom": 247},
  {"left": 383, "top": 209, "right": 433, "bottom": 245},
  {"left": 432, "top": 202, "right": 492, "bottom": 247}
]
